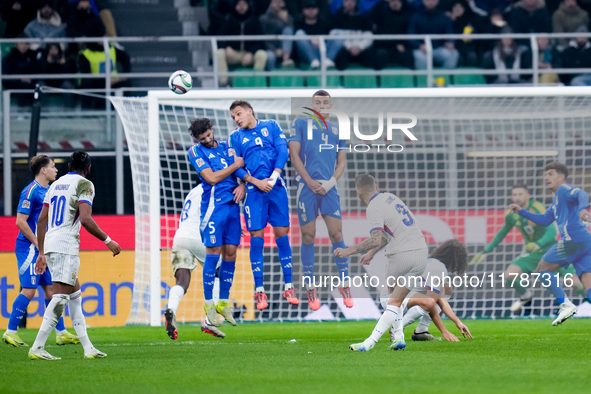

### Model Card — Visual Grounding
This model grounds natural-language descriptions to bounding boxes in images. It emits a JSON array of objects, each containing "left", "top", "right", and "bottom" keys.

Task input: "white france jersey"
[
  {"left": 366, "top": 192, "right": 427, "bottom": 256},
  {"left": 43, "top": 173, "right": 95, "bottom": 255},
  {"left": 173, "top": 185, "right": 203, "bottom": 242},
  {"left": 415, "top": 258, "right": 448, "bottom": 296}
]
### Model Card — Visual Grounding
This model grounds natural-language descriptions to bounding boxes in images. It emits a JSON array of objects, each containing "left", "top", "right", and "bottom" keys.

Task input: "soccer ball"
[{"left": 168, "top": 70, "right": 192, "bottom": 94}]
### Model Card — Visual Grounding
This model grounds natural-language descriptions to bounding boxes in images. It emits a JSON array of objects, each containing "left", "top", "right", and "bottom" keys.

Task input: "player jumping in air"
[
  {"left": 509, "top": 162, "right": 591, "bottom": 325},
  {"left": 3, "top": 155, "right": 79, "bottom": 348},
  {"left": 472, "top": 184, "right": 583, "bottom": 312},
  {"left": 290, "top": 90, "right": 352, "bottom": 311},
  {"left": 335, "top": 174, "right": 428, "bottom": 351},
  {"left": 29, "top": 151, "right": 121, "bottom": 360},
  {"left": 187, "top": 118, "right": 247, "bottom": 329},
  {"left": 397, "top": 239, "right": 472, "bottom": 342},
  {"left": 164, "top": 184, "right": 226, "bottom": 340},
  {"left": 228, "top": 100, "right": 299, "bottom": 310}
]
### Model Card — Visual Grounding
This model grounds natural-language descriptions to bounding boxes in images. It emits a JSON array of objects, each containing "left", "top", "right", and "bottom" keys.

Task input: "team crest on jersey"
[
  {"left": 332, "top": 126, "right": 338, "bottom": 135},
  {"left": 31, "top": 276, "right": 36, "bottom": 285},
  {"left": 261, "top": 128, "right": 269, "bottom": 137},
  {"left": 21, "top": 200, "right": 30, "bottom": 209},
  {"left": 210, "top": 235, "right": 216, "bottom": 244},
  {"left": 196, "top": 158, "right": 204, "bottom": 167}
]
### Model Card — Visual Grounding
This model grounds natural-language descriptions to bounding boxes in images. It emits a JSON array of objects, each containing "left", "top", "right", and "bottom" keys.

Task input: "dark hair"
[
  {"left": 30, "top": 155, "right": 53, "bottom": 176},
  {"left": 189, "top": 118, "right": 213, "bottom": 139},
  {"left": 544, "top": 162, "right": 568, "bottom": 178},
  {"left": 68, "top": 150, "right": 91, "bottom": 173},
  {"left": 313, "top": 89, "right": 331, "bottom": 98},
  {"left": 229, "top": 100, "right": 255, "bottom": 117},
  {"left": 511, "top": 183, "right": 529, "bottom": 193},
  {"left": 430, "top": 239, "right": 468, "bottom": 275},
  {"left": 355, "top": 173, "right": 376, "bottom": 193}
]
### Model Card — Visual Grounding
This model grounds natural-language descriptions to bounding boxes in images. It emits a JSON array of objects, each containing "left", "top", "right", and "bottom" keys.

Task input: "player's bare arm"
[
  {"left": 15, "top": 212, "right": 37, "bottom": 248},
  {"left": 79, "top": 202, "right": 121, "bottom": 256},
  {"left": 243, "top": 173, "right": 272, "bottom": 193},
  {"left": 580, "top": 209, "right": 591, "bottom": 222},
  {"left": 359, "top": 245, "right": 383, "bottom": 266},
  {"left": 232, "top": 182, "right": 246, "bottom": 203},
  {"left": 436, "top": 297, "right": 473, "bottom": 339},
  {"left": 34, "top": 204, "right": 49, "bottom": 275},
  {"left": 319, "top": 150, "right": 347, "bottom": 193},
  {"left": 289, "top": 140, "right": 325, "bottom": 195},
  {"left": 334, "top": 230, "right": 388, "bottom": 258},
  {"left": 199, "top": 156, "right": 244, "bottom": 185},
  {"left": 509, "top": 203, "right": 521, "bottom": 213}
]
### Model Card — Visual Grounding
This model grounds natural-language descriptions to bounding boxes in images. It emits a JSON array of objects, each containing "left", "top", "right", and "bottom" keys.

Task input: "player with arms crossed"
[
  {"left": 398, "top": 239, "right": 472, "bottom": 342},
  {"left": 187, "top": 118, "right": 248, "bottom": 329},
  {"left": 510, "top": 162, "right": 591, "bottom": 325},
  {"left": 3, "top": 155, "right": 78, "bottom": 347},
  {"left": 164, "top": 184, "right": 227, "bottom": 340},
  {"left": 228, "top": 100, "right": 299, "bottom": 310},
  {"left": 473, "top": 184, "right": 583, "bottom": 312},
  {"left": 290, "top": 90, "right": 352, "bottom": 310},
  {"left": 335, "top": 174, "right": 427, "bottom": 351},
  {"left": 28, "top": 151, "right": 121, "bottom": 360}
]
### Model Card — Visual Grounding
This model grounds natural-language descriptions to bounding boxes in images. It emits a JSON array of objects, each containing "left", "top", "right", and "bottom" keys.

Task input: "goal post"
[{"left": 111, "top": 86, "right": 591, "bottom": 326}]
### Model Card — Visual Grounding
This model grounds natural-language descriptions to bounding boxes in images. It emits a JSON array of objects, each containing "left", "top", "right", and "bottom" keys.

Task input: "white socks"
[
  {"left": 369, "top": 305, "right": 403, "bottom": 343},
  {"left": 255, "top": 286, "right": 265, "bottom": 293},
  {"left": 284, "top": 283, "right": 293, "bottom": 291},
  {"left": 31, "top": 294, "right": 69, "bottom": 350},
  {"left": 69, "top": 290, "right": 93, "bottom": 352},
  {"left": 403, "top": 305, "right": 429, "bottom": 328},
  {"left": 167, "top": 285, "right": 185, "bottom": 313}
]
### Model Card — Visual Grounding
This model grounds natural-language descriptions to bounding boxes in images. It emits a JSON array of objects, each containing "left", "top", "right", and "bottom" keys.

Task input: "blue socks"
[
  {"left": 276, "top": 235, "right": 293, "bottom": 285},
  {"left": 219, "top": 259, "right": 236, "bottom": 300},
  {"left": 250, "top": 237, "right": 265, "bottom": 289},
  {"left": 46, "top": 298, "right": 66, "bottom": 332},
  {"left": 332, "top": 241, "right": 349, "bottom": 282},
  {"left": 203, "top": 254, "right": 218, "bottom": 301},
  {"left": 301, "top": 242, "right": 315, "bottom": 288},
  {"left": 8, "top": 294, "right": 30, "bottom": 331},
  {"left": 540, "top": 270, "right": 566, "bottom": 304}
]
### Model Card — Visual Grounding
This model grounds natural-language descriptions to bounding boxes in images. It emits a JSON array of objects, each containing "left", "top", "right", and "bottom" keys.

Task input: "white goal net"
[{"left": 111, "top": 87, "right": 591, "bottom": 326}]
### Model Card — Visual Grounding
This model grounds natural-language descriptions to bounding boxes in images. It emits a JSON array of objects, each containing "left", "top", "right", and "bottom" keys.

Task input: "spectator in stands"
[
  {"left": 1, "top": 0, "right": 39, "bottom": 38},
  {"left": 445, "top": 0, "right": 487, "bottom": 66},
  {"left": 483, "top": 27, "right": 532, "bottom": 84},
  {"left": 534, "top": 35, "right": 560, "bottom": 83},
  {"left": 76, "top": 19, "right": 131, "bottom": 107},
  {"left": 470, "top": 0, "right": 512, "bottom": 15},
  {"left": 330, "top": 0, "right": 381, "bottom": 15},
  {"left": 331, "top": 0, "right": 383, "bottom": 70},
  {"left": 552, "top": 0, "right": 589, "bottom": 49},
  {"left": 285, "top": 0, "right": 330, "bottom": 20},
  {"left": 371, "top": 0, "right": 414, "bottom": 69},
  {"left": 39, "top": 42, "right": 76, "bottom": 105},
  {"left": 66, "top": 0, "right": 117, "bottom": 37},
  {"left": 293, "top": 0, "right": 341, "bottom": 68},
  {"left": 260, "top": 0, "right": 295, "bottom": 68},
  {"left": 509, "top": 0, "right": 552, "bottom": 34},
  {"left": 2, "top": 34, "right": 38, "bottom": 105},
  {"left": 216, "top": 0, "right": 267, "bottom": 86},
  {"left": 66, "top": 0, "right": 107, "bottom": 38},
  {"left": 23, "top": 0, "right": 67, "bottom": 51},
  {"left": 408, "top": 0, "right": 459, "bottom": 69},
  {"left": 208, "top": 0, "right": 235, "bottom": 35},
  {"left": 558, "top": 25, "right": 591, "bottom": 85}
]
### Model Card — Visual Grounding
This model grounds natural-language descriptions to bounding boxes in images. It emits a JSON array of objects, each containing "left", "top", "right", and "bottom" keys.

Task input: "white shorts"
[
  {"left": 171, "top": 237, "right": 206, "bottom": 274},
  {"left": 385, "top": 248, "right": 428, "bottom": 290},
  {"left": 46, "top": 252, "right": 80, "bottom": 286}
]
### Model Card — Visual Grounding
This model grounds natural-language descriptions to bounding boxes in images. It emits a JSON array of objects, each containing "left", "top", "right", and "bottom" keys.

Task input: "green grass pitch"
[{"left": 1, "top": 319, "right": 589, "bottom": 393}]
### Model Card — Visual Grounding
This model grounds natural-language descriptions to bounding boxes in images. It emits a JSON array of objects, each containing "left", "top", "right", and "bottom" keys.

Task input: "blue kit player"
[
  {"left": 228, "top": 100, "right": 300, "bottom": 310},
  {"left": 188, "top": 118, "right": 248, "bottom": 327},
  {"left": 2, "top": 155, "right": 79, "bottom": 348},
  {"left": 510, "top": 162, "right": 591, "bottom": 326},
  {"left": 289, "top": 90, "right": 352, "bottom": 311}
]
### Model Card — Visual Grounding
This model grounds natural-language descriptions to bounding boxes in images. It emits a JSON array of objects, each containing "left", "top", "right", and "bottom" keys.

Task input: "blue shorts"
[
  {"left": 15, "top": 240, "right": 52, "bottom": 288},
  {"left": 200, "top": 202, "right": 241, "bottom": 247},
  {"left": 244, "top": 179, "right": 290, "bottom": 231},
  {"left": 543, "top": 240, "right": 591, "bottom": 276},
  {"left": 296, "top": 182, "right": 342, "bottom": 225}
]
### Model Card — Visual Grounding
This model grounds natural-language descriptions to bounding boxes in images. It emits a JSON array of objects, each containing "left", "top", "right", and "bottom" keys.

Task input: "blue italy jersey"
[
  {"left": 290, "top": 117, "right": 346, "bottom": 181},
  {"left": 519, "top": 183, "right": 591, "bottom": 243},
  {"left": 188, "top": 141, "right": 239, "bottom": 208},
  {"left": 16, "top": 180, "right": 48, "bottom": 245},
  {"left": 227, "top": 119, "right": 288, "bottom": 180}
]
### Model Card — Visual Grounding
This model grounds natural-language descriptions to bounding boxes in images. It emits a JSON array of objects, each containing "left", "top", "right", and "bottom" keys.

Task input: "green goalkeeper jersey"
[{"left": 484, "top": 199, "right": 557, "bottom": 254}]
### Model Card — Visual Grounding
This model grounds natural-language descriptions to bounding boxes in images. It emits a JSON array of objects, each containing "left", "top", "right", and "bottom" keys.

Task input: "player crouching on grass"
[{"left": 392, "top": 239, "right": 472, "bottom": 342}]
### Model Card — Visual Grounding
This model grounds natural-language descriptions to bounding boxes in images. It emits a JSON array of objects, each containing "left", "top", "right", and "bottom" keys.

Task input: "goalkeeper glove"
[
  {"left": 525, "top": 242, "right": 540, "bottom": 253},
  {"left": 267, "top": 171, "right": 280, "bottom": 187},
  {"left": 470, "top": 252, "right": 488, "bottom": 265},
  {"left": 318, "top": 177, "right": 337, "bottom": 193}
]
